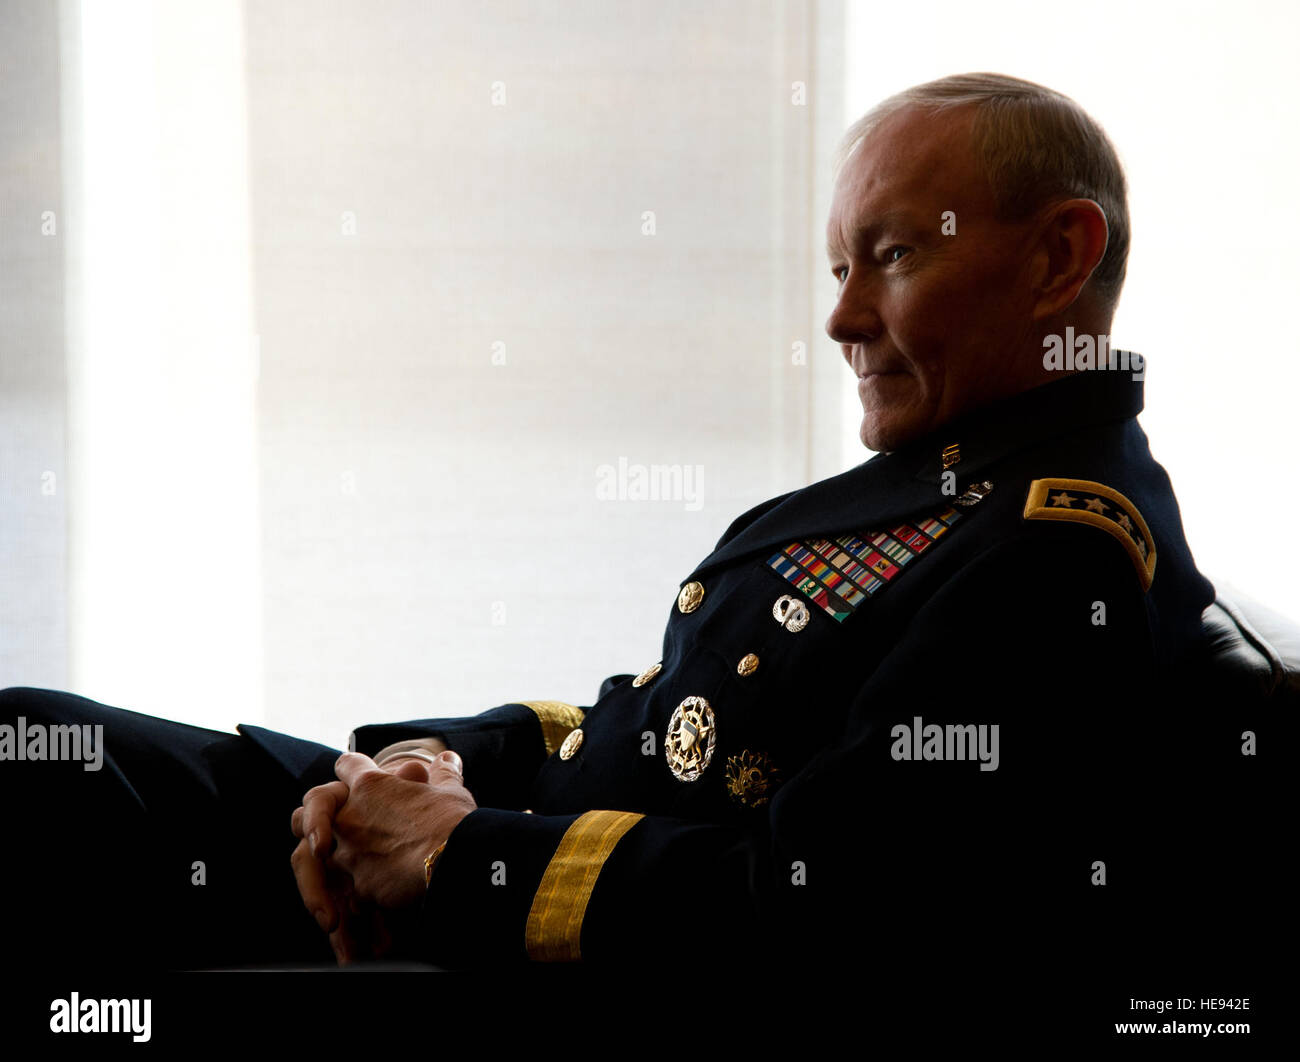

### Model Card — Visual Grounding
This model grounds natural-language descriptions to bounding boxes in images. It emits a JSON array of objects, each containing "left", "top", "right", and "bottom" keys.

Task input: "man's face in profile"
[{"left": 826, "top": 104, "right": 1045, "bottom": 454}]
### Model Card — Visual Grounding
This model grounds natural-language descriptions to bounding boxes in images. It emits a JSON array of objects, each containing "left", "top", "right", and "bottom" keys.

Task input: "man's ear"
[{"left": 1029, "top": 198, "right": 1110, "bottom": 322}]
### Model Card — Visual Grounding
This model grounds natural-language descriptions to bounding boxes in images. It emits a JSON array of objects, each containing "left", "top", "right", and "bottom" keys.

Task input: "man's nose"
[{"left": 825, "top": 276, "right": 882, "bottom": 346}]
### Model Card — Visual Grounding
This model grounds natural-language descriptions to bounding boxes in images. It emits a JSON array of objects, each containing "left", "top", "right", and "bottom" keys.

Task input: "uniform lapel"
[
  {"left": 686, "top": 369, "right": 1146, "bottom": 583},
  {"left": 687, "top": 447, "right": 938, "bottom": 581}
]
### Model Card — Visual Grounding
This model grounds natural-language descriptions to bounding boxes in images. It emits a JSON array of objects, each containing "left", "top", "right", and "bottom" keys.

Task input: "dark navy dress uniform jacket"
[{"left": 240, "top": 368, "right": 1248, "bottom": 973}]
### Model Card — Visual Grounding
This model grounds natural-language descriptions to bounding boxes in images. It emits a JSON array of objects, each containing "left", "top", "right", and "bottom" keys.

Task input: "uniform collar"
[
  {"left": 901, "top": 367, "right": 1145, "bottom": 485},
  {"left": 687, "top": 366, "right": 1145, "bottom": 582}
]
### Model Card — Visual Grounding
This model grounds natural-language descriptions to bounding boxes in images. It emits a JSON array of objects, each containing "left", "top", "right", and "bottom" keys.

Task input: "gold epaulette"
[{"left": 1023, "top": 478, "right": 1156, "bottom": 591}]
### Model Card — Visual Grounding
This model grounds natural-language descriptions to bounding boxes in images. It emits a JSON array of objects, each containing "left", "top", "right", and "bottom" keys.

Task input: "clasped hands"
[{"left": 290, "top": 738, "right": 477, "bottom": 964}]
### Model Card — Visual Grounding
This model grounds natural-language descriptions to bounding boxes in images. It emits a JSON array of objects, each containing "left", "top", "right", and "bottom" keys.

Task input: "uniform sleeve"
[
  {"left": 348, "top": 671, "right": 638, "bottom": 810},
  {"left": 415, "top": 519, "right": 1186, "bottom": 969},
  {"left": 349, "top": 701, "right": 584, "bottom": 811}
]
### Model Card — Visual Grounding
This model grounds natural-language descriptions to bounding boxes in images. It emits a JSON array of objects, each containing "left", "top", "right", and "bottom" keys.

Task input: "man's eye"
[
  {"left": 885, "top": 246, "right": 909, "bottom": 263},
  {"left": 833, "top": 266, "right": 848, "bottom": 283}
]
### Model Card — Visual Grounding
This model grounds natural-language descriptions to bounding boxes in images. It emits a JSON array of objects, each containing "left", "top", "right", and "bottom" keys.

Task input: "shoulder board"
[{"left": 1023, "top": 478, "right": 1156, "bottom": 591}]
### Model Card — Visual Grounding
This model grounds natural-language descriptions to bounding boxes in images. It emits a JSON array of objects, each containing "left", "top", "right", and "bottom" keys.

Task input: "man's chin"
[
  {"left": 859, "top": 416, "right": 919, "bottom": 455},
  {"left": 858, "top": 390, "right": 945, "bottom": 453}
]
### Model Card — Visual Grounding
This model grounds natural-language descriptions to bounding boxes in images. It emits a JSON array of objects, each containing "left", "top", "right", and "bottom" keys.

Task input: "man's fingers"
[
  {"left": 335, "top": 748, "right": 462, "bottom": 797},
  {"left": 384, "top": 758, "right": 430, "bottom": 783},
  {"left": 372, "top": 737, "right": 448, "bottom": 761},
  {"left": 296, "top": 779, "right": 349, "bottom": 855},
  {"left": 370, "top": 908, "right": 394, "bottom": 959},
  {"left": 379, "top": 748, "right": 464, "bottom": 787},
  {"left": 327, "top": 884, "right": 369, "bottom": 966},
  {"left": 329, "top": 921, "right": 360, "bottom": 966},
  {"left": 289, "top": 836, "right": 337, "bottom": 933},
  {"left": 333, "top": 750, "right": 380, "bottom": 790},
  {"left": 429, "top": 749, "right": 463, "bottom": 781}
]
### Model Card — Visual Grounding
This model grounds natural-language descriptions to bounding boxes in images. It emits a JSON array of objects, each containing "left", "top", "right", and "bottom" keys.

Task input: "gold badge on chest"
[
  {"left": 725, "top": 749, "right": 781, "bottom": 808},
  {"left": 665, "top": 696, "right": 717, "bottom": 782},
  {"left": 772, "top": 594, "right": 811, "bottom": 632}
]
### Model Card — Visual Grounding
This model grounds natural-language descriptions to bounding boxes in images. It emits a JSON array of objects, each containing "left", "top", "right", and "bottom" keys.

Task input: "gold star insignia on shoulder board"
[{"left": 1024, "top": 478, "right": 1157, "bottom": 592}]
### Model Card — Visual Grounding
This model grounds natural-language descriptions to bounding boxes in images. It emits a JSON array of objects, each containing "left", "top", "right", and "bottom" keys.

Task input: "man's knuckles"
[
  {"left": 346, "top": 768, "right": 391, "bottom": 800},
  {"left": 384, "top": 758, "right": 430, "bottom": 782},
  {"left": 304, "top": 779, "right": 347, "bottom": 805}
]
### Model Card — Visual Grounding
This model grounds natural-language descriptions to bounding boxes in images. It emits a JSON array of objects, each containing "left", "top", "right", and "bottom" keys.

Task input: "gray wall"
[
  {"left": 0, "top": 0, "right": 68, "bottom": 691},
  {"left": 245, "top": 0, "right": 845, "bottom": 743},
  {"left": 1, "top": 1, "right": 849, "bottom": 743}
]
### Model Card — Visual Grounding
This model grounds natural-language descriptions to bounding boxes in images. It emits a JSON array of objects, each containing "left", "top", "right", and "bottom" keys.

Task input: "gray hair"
[{"left": 835, "top": 73, "right": 1130, "bottom": 310}]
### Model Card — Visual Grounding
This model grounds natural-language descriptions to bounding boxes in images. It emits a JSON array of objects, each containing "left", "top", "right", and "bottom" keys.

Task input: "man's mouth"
[{"left": 857, "top": 371, "right": 909, "bottom": 400}]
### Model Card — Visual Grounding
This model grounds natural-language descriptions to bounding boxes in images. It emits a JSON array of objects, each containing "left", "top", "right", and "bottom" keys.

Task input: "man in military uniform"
[{"left": 0, "top": 73, "right": 1259, "bottom": 982}]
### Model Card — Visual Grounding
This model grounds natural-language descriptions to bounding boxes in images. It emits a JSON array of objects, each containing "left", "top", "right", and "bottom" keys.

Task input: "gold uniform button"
[
  {"left": 632, "top": 661, "right": 663, "bottom": 687},
  {"left": 736, "top": 653, "right": 759, "bottom": 677},
  {"left": 677, "top": 581, "right": 705, "bottom": 613},
  {"left": 558, "top": 729, "right": 584, "bottom": 760}
]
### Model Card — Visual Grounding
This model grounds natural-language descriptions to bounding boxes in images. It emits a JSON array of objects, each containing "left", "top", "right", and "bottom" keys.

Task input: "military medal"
[
  {"left": 772, "top": 594, "right": 811, "bottom": 632},
  {"left": 665, "top": 696, "right": 716, "bottom": 781},
  {"left": 765, "top": 487, "right": 992, "bottom": 623},
  {"left": 725, "top": 750, "right": 781, "bottom": 808}
]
